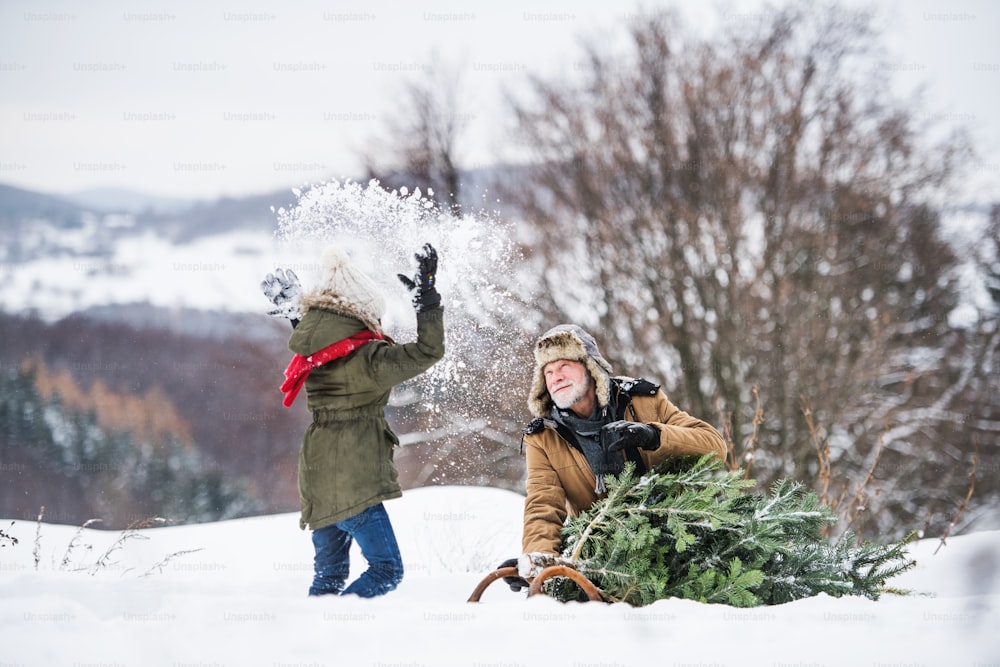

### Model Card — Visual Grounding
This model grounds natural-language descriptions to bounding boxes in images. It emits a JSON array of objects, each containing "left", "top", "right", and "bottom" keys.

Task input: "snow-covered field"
[
  {"left": 2, "top": 185, "right": 997, "bottom": 666},
  {"left": 1, "top": 485, "right": 998, "bottom": 667},
  {"left": 0, "top": 228, "right": 287, "bottom": 318}
]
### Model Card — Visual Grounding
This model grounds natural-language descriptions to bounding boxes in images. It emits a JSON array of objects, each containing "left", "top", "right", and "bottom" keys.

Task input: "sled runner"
[{"left": 467, "top": 564, "right": 604, "bottom": 603}]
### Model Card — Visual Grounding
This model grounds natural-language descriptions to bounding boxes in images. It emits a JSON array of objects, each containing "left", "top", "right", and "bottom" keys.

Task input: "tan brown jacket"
[{"left": 522, "top": 380, "right": 727, "bottom": 554}]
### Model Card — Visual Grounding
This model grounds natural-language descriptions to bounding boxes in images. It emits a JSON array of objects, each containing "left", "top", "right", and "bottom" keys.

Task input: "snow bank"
[{"left": 1, "top": 485, "right": 997, "bottom": 667}]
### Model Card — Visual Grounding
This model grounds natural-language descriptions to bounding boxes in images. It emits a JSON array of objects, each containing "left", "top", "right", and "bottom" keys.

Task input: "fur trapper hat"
[
  {"left": 527, "top": 324, "right": 613, "bottom": 417},
  {"left": 299, "top": 246, "right": 386, "bottom": 334}
]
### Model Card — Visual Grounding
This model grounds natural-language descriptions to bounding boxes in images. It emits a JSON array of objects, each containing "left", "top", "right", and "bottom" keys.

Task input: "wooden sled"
[{"left": 467, "top": 564, "right": 604, "bottom": 603}]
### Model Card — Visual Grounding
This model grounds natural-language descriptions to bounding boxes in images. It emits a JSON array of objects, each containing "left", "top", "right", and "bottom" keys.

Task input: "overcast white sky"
[{"left": 1, "top": 0, "right": 997, "bottom": 203}]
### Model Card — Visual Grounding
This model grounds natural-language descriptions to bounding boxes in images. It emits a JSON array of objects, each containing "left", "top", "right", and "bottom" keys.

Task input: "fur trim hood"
[
  {"left": 527, "top": 324, "right": 613, "bottom": 417},
  {"left": 299, "top": 246, "right": 385, "bottom": 334}
]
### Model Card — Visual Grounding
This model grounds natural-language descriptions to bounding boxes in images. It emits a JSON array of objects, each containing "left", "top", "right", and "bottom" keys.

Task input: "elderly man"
[{"left": 516, "top": 324, "right": 727, "bottom": 569}]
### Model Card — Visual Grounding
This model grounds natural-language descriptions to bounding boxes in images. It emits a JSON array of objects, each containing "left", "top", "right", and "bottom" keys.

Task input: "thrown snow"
[
  {"left": 271, "top": 180, "right": 523, "bottom": 332},
  {"left": 272, "top": 178, "right": 533, "bottom": 421},
  {"left": 1, "top": 485, "right": 998, "bottom": 667}
]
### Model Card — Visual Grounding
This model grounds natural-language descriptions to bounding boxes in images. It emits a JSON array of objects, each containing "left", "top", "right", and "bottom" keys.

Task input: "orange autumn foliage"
[{"left": 23, "top": 356, "right": 193, "bottom": 447}]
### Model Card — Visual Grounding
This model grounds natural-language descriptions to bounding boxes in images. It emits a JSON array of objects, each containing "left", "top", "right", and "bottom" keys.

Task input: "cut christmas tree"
[{"left": 546, "top": 455, "right": 916, "bottom": 607}]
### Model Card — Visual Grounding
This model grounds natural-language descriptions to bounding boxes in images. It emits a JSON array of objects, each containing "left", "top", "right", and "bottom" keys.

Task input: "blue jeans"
[{"left": 308, "top": 503, "right": 404, "bottom": 598}]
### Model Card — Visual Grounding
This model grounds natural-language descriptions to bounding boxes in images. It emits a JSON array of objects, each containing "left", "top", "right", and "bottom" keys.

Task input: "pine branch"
[
  {"left": 554, "top": 455, "right": 916, "bottom": 607},
  {"left": 568, "top": 462, "right": 638, "bottom": 561}
]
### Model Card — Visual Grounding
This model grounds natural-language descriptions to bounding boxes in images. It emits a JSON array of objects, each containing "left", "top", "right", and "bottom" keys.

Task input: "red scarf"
[{"left": 281, "top": 330, "right": 383, "bottom": 407}]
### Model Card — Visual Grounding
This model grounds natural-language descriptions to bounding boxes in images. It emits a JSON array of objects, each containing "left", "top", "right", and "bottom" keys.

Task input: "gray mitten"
[{"left": 261, "top": 268, "right": 302, "bottom": 319}]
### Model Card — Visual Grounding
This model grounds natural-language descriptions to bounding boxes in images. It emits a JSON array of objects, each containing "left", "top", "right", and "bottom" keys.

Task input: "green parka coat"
[{"left": 288, "top": 304, "right": 445, "bottom": 530}]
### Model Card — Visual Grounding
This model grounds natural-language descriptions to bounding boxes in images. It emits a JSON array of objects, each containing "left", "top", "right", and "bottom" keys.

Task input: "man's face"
[{"left": 543, "top": 359, "right": 592, "bottom": 410}]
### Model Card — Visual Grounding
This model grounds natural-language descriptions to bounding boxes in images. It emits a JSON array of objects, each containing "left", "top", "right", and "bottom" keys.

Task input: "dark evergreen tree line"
[{"left": 0, "top": 364, "right": 258, "bottom": 528}]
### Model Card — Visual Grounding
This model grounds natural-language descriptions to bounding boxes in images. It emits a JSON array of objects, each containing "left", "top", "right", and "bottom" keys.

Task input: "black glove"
[
  {"left": 397, "top": 243, "right": 441, "bottom": 312},
  {"left": 601, "top": 420, "right": 660, "bottom": 452},
  {"left": 497, "top": 557, "right": 529, "bottom": 592}
]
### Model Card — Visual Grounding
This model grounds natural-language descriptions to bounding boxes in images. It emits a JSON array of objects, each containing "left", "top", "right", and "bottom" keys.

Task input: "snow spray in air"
[{"left": 270, "top": 178, "right": 534, "bottom": 454}]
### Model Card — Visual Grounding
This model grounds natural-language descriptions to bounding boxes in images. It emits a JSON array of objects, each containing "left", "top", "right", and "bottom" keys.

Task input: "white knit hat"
[{"left": 299, "top": 246, "right": 386, "bottom": 334}]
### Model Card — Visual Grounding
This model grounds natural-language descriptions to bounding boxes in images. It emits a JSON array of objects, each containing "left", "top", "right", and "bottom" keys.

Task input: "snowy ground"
[{"left": 1, "top": 485, "right": 998, "bottom": 667}]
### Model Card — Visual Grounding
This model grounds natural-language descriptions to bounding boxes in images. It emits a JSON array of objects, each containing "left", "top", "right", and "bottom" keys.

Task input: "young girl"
[{"left": 262, "top": 243, "right": 443, "bottom": 597}]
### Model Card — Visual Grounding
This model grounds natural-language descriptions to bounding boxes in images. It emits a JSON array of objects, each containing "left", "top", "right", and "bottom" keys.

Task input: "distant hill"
[
  {"left": 0, "top": 168, "right": 519, "bottom": 244},
  {"left": 0, "top": 182, "right": 90, "bottom": 228},
  {"left": 63, "top": 187, "right": 197, "bottom": 215},
  {"left": 0, "top": 181, "right": 299, "bottom": 242},
  {"left": 138, "top": 189, "right": 298, "bottom": 242}
]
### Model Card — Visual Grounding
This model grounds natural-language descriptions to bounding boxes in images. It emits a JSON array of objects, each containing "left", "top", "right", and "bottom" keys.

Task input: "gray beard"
[{"left": 551, "top": 378, "right": 591, "bottom": 410}]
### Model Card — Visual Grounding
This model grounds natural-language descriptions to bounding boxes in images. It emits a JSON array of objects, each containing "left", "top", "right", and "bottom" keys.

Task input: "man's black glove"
[
  {"left": 601, "top": 420, "right": 660, "bottom": 452},
  {"left": 497, "top": 557, "right": 530, "bottom": 592},
  {"left": 397, "top": 243, "right": 441, "bottom": 312}
]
